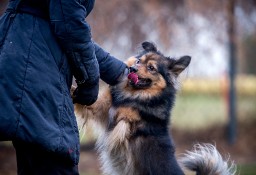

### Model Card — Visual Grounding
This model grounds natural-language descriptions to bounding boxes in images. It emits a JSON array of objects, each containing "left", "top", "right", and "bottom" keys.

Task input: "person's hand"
[
  {"left": 72, "top": 81, "right": 99, "bottom": 106},
  {"left": 117, "top": 66, "right": 129, "bottom": 82}
]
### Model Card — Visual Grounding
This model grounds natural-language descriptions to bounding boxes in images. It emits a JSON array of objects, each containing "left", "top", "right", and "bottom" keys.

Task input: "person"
[{"left": 0, "top": 0, "right": 127, "bottom": 174}]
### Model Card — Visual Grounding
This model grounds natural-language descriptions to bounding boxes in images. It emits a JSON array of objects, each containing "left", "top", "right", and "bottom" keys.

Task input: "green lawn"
[
  {"left": 237, "top": 163, "right": 256, "bottom": 175},
  {"left": 171, "top": 92, "right": 256, "bottom": 130},
  {"left": 172, "top": 93, "right": 227, "bottom": 130}
]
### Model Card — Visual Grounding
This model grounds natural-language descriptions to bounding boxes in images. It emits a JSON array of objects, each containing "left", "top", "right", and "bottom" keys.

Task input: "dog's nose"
[{"left": 129, "top": 66, "right": 138, "bottom": 73}]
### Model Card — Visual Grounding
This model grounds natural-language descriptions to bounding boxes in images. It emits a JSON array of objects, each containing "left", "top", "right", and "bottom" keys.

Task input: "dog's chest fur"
[{"left": 95, "top": 88, "right": 182, "bottom": 175}]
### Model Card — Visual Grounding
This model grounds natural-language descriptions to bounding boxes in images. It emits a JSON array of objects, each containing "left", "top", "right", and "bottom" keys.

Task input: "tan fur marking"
[
  {"left": 125, "top": 56, "right": 137, "bottom": 67},
  {"left": 115, "top": 107, "right": 140, "bottom": 122},
  {"left": 139, "top": 55, "right": 147, "bottom": 62}
]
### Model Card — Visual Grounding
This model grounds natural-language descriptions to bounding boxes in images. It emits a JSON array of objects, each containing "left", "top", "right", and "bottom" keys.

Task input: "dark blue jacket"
[{"left": 0, "top": 0, "right": 126, "bottom": 165}]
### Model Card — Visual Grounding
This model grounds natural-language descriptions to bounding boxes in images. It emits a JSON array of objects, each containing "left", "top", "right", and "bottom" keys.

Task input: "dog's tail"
[{"left": 180, "top": 144, "right": 236, "bottom": 175}]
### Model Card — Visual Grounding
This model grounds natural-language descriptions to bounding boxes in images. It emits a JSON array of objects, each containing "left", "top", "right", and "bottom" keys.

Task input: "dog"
[{"left": 74, "top": 42, "right": 236, "bottom": 175}]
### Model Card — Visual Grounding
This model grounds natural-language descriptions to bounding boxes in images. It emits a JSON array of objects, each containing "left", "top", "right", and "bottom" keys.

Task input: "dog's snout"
[{"left": 129, "top": 66, "right": 138, "bottom": 73}]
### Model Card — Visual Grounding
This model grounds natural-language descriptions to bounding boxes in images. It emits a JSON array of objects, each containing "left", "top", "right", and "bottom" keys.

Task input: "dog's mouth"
[{"left": 128, "top": 72, "right": 152, "bottom": 89}]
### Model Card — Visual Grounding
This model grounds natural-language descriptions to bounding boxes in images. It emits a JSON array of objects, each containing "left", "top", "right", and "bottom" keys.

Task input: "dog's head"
[{"left": 115, "top": 41, "right": 191, "bottom": 100}]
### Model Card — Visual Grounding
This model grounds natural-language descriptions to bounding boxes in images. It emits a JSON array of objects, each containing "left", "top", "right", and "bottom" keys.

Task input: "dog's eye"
[
  {"left": 148, "top": 65, "right": 156, "bottom": 72},
  {"left": 136, "top": 60, "right": 140, "bottom": 64}
]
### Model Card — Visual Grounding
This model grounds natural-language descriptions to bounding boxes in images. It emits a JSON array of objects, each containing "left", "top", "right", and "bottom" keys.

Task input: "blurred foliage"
[
  {"left": 87, "top": 0, "right": 256, "bottom": 76},
  {"left": 1, "top": 0, "right": 256, "bottom": 75},
  {"left": 240, "top": 32, "right": 256, "bottom": 75}
]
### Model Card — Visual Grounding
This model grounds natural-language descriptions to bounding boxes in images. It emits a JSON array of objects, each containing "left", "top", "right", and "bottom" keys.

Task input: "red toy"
[{"left": 128, "top": 72, "right": 139, "bottom": 85}]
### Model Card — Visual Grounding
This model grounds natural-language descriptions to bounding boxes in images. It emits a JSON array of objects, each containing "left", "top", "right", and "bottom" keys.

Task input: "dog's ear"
[
  {"left": 170, "top": 56, "right": 191, "bottom": 76},
  {"left": 142, "top": 41, "right": 157, "bottom": 52}
]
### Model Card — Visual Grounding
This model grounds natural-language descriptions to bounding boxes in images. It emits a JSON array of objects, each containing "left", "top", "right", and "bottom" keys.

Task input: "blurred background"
[{"left": 0, "top": 0, "right": 256, "bottom": 174}]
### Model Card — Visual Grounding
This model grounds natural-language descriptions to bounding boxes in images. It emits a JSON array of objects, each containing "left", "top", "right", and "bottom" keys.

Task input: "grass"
[
  {"left": 237, "top": 163, "right": 256, "bottom": 175},
  {"left": 174, "top": 75, "right": 256, "bottom": 130},
  {"left": 183, "top": 164, "right": 256, "bottom": 175},
  {"left": 172, "top": 93, "right": 227, "bottom": 130}
]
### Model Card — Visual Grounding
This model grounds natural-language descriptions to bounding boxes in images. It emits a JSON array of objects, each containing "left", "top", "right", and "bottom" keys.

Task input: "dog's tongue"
[{"left": 128, "top": 72, "right": 139, "bottom": 85}]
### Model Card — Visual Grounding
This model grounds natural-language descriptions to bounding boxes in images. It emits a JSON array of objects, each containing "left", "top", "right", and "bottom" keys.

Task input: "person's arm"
[
  {"left": 94, "top": 42, "right": 127, "bottom": 86},
  {"left": 48, "top": 0, "right": 99, "bottom": 105}
]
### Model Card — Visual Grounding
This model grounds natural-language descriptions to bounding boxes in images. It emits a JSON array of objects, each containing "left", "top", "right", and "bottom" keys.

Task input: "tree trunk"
[{"left": 227, "top": 0, "right": 237, "bottom": 145}]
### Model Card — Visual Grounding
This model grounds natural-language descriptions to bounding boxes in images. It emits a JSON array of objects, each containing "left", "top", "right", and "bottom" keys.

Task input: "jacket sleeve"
[
  {"left": 93, "top": 42, "right": 127, "bottom": 86},
  {"left": 48, "top": 0, "right": 99, "bottom": 85}
]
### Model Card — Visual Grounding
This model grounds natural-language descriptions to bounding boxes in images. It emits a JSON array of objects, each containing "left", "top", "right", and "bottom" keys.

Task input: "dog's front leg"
[{"left": 73, "top": 86, "right": 112, "bottom": 130}]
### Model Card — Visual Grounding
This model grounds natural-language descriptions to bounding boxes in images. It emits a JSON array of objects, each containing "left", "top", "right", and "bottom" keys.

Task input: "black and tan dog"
[{"left": 74, "top": 42, "right": 236, "bottom": 175}]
